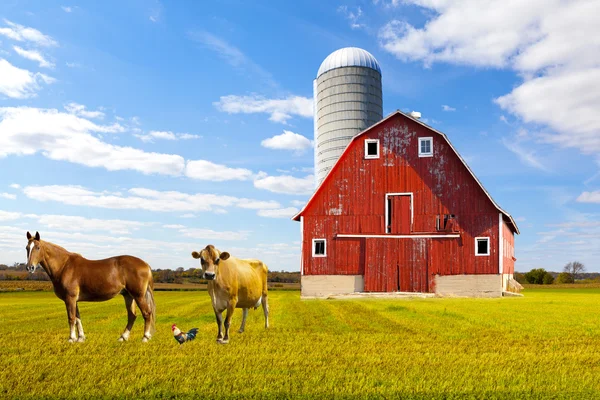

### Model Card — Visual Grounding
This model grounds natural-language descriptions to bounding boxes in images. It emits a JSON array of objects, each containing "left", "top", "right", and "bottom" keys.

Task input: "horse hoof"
[
  {"left": 238, "top": 329, "right": 244, "bottom": 334},
  {"left": 77, "top": 337, "right": 85, "bottom": 343},
  {"left": 219, "top": 339, "right": 229, "bottom": 344},
  {"left": 142, "top": 337, "right": 149, "bottom": 343},
  {"left": 68, "top": 338, "right": 75, "bottom": 343}
]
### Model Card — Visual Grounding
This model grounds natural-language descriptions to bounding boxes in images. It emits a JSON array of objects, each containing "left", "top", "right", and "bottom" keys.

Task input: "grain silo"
[{"left": 314, "top": 47, "right": 383, "bottom": 186}]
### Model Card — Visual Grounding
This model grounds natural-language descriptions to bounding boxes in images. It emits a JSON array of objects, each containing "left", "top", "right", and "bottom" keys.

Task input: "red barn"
[{"left": 292, "top": 111, "right": 519, "bottom": 298}]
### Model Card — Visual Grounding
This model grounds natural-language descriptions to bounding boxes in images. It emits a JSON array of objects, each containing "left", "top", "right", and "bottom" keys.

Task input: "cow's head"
[
  {"left": 191, "top": 245, "right": 230, "bottom": 280},
  {"left": 25, "top": 231, "right": 42, "bottom": 274}
]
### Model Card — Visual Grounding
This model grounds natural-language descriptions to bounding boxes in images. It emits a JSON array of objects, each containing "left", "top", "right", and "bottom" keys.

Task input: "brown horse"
[{"left": 25, "top": 231, "right": 156, "bottom": 343}]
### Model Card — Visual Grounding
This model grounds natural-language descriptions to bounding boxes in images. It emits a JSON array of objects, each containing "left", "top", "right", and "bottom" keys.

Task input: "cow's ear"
[
  {"left": 220, "top": 252, "right": 230, "bottom": 261},
  {"left": 27, "top": 231, "right": 32, "bottom": 240},
  {"left": 191, "top": 251, "right": 201, "bottom": 259},
  {"left": 35, "top": 232, "right": 40, "bottom": 241}
]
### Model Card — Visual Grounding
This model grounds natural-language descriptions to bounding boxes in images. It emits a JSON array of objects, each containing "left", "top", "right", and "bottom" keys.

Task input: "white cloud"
[
  {"left": 64, "top": 102, "right": 105, "bottom": 119},
  {"left": 13, "top": 46, "right": 54, "bottom": 68},
  {"left": 501, "top": 136, "right": 548, "bottom": 171},
  {"left": 164, "top": 224, "right": 186, "bottom": 229},
  {"left": 35, "top": 214, "right": 150, "bottom": 235},
  {"left": 261, "top": 130, "right": 313, "bottom": 154},
  {"left": 185, "top": 160, "right": 253, "bottom": 181},
  {"left": 178, "top": 228, "right": 249, "bottom": 241},
  {"left": 9, "top": 184, "right": 20, "bottom": 189},
  {"left": 0, "top": 20, "right": 57, "bottom": 47},
  {"left": 189, "top": 31, "right": 275, "bottom": 87},
  {"left": 61, "top": 6, "right": 72, "bottom": 13},
  {"left": 180, "top": 213, "right": 196, "bottom": 218},
  {"left": 577, "top": 191, "right": 600, "bottom": 204},
  {"left": 290, "top": 200, "right": 306, "bottom": 207},
  {"left": 338, "top": 6, "right": 365, "bottom": 29},
  {"left": 0, "top": 59, "right": 55, "bottom": 99},
  {"left": 442, "top": 104, "right": 456, "bottom": 112},
  {"left": 214, "top": 95, "right": 313, "bottom": 124},
  {"left": 65, "top": 62, "right": 81, "bottom": 68},
  {"left": 0, "top": 106, "right": 187, "bottom": 176},
  {"left": 135, "top": 130, "right": 202, "bottom": 143},
  {"left": 0, "top": 193, "right": 16, "bottom": 200},
  {"left": 257, "top": 207, "right": 299, "bottom": 219},
  {"left": 378, "top": 0, "right": 600, "bottom": 164},
  {"left": 254, "top": 174, "right": 314, "bottom": 195},
  {"left": 0, "top": 211, "right": 20, "bottom": 221},
  {"left": 21, "top": 185, "right": 281, "bottom": 213}
]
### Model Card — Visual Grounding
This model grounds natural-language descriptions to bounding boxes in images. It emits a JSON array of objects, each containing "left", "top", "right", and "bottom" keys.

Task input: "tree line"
[
  {"left": 515, "top": 261, "right": 592, "bottom": 285},
  {"left": 0, "top": 263, "right": 300, "bottom": 284}
]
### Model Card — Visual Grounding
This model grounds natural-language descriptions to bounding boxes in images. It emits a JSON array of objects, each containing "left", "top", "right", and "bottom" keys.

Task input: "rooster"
[{"left": 171, "top": 324, "right": 199, "bottom": 345}]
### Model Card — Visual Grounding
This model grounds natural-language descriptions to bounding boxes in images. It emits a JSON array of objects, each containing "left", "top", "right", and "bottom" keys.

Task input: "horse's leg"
[
  {"left": 75, "top": 304, "right": 85, "bottom": 342},
  {"left": 238, "top": 308, "right": 248, "bottom": 334},
  {"left": 118, "top": 292, "right": 136, "bottom": 342},
  {"left": 261, "top": 293, "right": 269, "bottom": 329},
  {"left": 65, "top": 297, "right": 78, "bottom": 343},
  {"left": 221, "top": 298, "right": 237, "bottom": 344},
  {"left": 133, "top": 295, "right": 152, "bottom": 342},
  {"left": 214, "top": 309, "right": 224, "bottom": 343}
]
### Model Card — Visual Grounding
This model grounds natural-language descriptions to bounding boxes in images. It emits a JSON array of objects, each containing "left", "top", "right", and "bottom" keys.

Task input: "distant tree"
[
  {"left": 542, "top": 273, "right": 554, "bottom": 285},
  {"left": 525, "top": 268, "right": 548, "bottom": 284},
  {"left": 563, "top": 261, "right": 585, "bottom": 282},
  {"left": 513, "top": 272, "right": 526, "bottom": 284},
  {"left": 556, "top": 272, "right": 574, "bottom": 284}
]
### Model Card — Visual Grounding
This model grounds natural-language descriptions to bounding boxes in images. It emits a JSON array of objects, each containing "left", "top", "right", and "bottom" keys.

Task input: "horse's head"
[
  {"left": 25, "top": 231, "right": 42, "bottom": 273},
  {"left": 191, "top": 245, "right": 230, "bottom": 280}
]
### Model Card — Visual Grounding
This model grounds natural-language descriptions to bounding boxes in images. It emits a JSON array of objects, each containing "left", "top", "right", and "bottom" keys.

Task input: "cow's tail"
[{"left": 145, "top": 276, "right": 156, "bottom": 334}]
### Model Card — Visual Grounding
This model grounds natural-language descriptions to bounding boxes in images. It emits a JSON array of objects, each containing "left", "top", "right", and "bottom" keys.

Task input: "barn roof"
[{"left": 292, "top": 110, "right": 520, "bottom": 235}]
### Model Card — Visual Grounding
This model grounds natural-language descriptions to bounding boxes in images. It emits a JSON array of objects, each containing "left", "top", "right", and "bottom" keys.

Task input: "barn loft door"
[{"left": 388, "top": 195, "right": 411, "bottom": 234}]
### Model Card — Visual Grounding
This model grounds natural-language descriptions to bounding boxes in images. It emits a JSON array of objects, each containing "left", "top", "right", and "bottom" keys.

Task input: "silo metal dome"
[{"left": 313, "top": 47, "right": 383, "bottom": 187}]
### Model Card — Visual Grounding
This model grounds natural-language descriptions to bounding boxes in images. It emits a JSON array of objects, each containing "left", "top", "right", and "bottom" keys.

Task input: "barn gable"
[{"left": 293, "top": 110, "right": 519, "bottom": 235}]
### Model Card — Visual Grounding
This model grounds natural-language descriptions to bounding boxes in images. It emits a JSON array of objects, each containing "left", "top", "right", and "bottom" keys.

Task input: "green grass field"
[{"left": 1, "top": 289, "right": 600, "bottom": 399}]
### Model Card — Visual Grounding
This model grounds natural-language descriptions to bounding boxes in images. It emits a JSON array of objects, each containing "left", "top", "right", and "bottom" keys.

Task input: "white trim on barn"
[
  {"left": 385, "top": 192, "right": 413, "bottom": 234},
  {"left": 300, "top": 216, "right": 304, "bottom": 275},
  {"left": 499, "top": 213, "right": 503, "bottom": 275},
  {"left": 337, "top": 234, "right": 460, "bottom": 239}
]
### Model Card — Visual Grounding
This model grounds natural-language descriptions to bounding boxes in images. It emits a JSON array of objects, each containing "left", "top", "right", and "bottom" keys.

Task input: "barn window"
[
  {"left": 364, "top": 139, "right": 380, "bottom": 159},
  {"left": 418, "top": 137, "right": 433, "bottom": 157},
  {"left": 475, "top": 237, "right": 490, "bottom": 256},
  {"left": 312, "top": 239, "right": 326, "bottom": 257}
]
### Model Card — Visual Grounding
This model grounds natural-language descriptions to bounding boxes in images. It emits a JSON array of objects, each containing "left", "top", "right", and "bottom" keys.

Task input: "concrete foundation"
[
  {"left": 434, "top": 274, "right": 502, "bottom": 298},
  {"left": 301, "top": 275, "right": 364, "bottom": 298}
]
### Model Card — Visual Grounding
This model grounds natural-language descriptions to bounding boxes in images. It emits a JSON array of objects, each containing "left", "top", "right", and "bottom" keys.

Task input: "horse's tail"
[{"left": 145, "top": 276, "right": 156, "bottom": 334}]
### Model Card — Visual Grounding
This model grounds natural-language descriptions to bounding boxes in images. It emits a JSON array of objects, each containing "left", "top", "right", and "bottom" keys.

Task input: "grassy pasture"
[{"left": 1, "top": 289, "right": 600, "bottom": 399}]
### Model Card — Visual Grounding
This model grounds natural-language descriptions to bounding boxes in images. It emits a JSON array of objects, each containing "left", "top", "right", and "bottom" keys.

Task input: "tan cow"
[{"left": 192, "top": 245, "right": 269, "bottom": 344}]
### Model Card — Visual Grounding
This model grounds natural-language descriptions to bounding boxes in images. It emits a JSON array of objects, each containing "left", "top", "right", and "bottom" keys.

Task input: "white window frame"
[
  {"left": 312, "top": 238, "right": 327, "bottom": 257},
  {"left": 364, "top": 139, "right": 380, "bottom": 159},
  {"left": 418, "top": 137, "right": 433, "bottom": 158},
  {"left": 475, "top": 237, "right": 490, "bottom": 256}
]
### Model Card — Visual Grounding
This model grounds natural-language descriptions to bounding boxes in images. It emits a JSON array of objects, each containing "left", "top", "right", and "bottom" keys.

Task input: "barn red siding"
[
  {"left": 502, "top": 220, "right": 515, "bottom": 275},
  {"left": 301, "top": 114, "right": 505, "bottom": 292}
]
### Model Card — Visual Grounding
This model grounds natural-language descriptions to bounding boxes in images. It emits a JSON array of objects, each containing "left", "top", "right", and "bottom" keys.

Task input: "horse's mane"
[{"left": 41, "top": 240, "right": 74, "bottom": 256}]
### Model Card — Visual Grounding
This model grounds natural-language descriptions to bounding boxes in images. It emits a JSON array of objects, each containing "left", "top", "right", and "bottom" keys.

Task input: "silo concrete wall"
[{"left": 314, "top": 66, "right": 383, "bottom": 186}]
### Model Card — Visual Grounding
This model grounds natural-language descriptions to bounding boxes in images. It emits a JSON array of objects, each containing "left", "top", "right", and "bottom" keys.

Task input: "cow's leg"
[
  {"left": 221, "top": 300, "right": 236, "bottom": 344},
  {"left": 238, "top": 308, "right": 249, "bottom": 334},
  {"left": 261, "top": 293, "right": 269, "bottom": 329},
  {"left": 75, "top": 304, "right": 85, "bottom": 342},
  {"left": 65, "top": 296, "right": 78, "bottom": 343},
  {"left": 215, "top": 310, "right": 224, "bottom": 343},
  {"left": 118, "top": 291, "right": 136, "bottom": 342}
]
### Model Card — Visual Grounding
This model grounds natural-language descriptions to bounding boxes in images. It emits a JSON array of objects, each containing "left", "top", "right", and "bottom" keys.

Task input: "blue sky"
[{"left": 0, "top": 0, "right": 598, "bottom": 272}]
